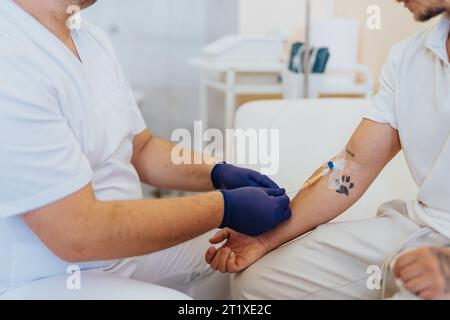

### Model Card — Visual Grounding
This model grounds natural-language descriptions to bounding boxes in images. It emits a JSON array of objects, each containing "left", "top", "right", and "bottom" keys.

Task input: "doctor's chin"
[{"left": 1, "top": 0, "right": 450, "bottom": 310}]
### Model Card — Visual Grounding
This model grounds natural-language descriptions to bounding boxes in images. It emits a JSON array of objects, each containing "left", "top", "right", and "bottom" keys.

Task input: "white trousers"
[
  {"left": 1, "top": 230, "right": 230, "bottom": 300},
  {"left": 232, "top": 200, "right": 450, "bottom": 300}
]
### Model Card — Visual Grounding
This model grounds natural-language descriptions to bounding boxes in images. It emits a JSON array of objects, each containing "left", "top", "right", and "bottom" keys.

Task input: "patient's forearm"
[
  {"left": 261, "top": 158, "right": 372, "bottom": 251},
  {"left": 260, "top": 120, "right": 401, "bottom": 251}
]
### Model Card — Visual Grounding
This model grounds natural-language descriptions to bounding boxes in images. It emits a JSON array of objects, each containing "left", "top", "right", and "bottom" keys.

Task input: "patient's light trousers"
[{"left": 232, "top": 200, "right": 450, "bottom": 300}]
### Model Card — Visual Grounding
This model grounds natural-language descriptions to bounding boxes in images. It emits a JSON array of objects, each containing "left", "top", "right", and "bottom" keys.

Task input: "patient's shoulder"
[{"left": 389, "top": 22, "right": 439, "bottom": 61}]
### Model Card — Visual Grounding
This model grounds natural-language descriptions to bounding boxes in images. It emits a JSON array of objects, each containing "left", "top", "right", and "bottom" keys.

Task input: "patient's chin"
[{"left": 77, "top": 0, "right": 98, "bottom": 10}]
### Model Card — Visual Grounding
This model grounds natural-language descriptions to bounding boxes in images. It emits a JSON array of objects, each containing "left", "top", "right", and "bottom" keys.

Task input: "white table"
[
  {"left": 191, "top": 58, "right": 374, "bottom": 130},
  {"left": 191, "top": 58, "right": 284, "bottom": 129}
]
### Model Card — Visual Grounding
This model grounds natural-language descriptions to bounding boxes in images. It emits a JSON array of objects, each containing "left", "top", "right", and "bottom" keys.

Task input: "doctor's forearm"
[
  {"left": 23, "top": 185, "right": 223, "bottom": 262},
  {"left": 133, "top": 134, "right": 216, "bottom": 191},
  {"left": 78, "top": 194, "right": 223, "bottom": 261}
]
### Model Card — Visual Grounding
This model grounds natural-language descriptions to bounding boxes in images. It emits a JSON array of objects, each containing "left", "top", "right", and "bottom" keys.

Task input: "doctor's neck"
[{"left": 14, "top": 0, "right": 79, "bottom": 44}]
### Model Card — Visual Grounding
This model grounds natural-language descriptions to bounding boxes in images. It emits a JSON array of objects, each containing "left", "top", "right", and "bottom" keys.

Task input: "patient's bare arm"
[
  {"left": 260, "top": 119, "right": 401, "bottom": 251},
  {"left": 206, "top": 119, "right": 401, "bottom": 272}
]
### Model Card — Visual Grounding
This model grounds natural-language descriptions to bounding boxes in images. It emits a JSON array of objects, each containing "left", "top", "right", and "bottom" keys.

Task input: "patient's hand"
[
  {"left": 205, "top": 228, "right": 270, "bottom": 273},
  {"left": 394, "top": 247, "right": 450, "bottom": 300}
]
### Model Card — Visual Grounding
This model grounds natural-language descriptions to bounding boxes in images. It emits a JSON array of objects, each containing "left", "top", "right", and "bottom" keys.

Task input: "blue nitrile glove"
[
  {"left": 219, "top": 187, "right": 292, "bottom": 237},
  {"left": 211, "top": 163, "right": 279, "bottom": 190}
]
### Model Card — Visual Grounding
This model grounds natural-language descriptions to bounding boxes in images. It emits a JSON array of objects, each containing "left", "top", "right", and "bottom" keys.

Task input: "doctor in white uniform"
[{"left": 0, "top": 0, "right": 292, "bottom": 299}]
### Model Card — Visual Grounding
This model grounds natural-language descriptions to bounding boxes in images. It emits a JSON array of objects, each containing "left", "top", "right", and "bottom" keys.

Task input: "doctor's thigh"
[
  {"left": 0, "top": 269, "right": 191, "bottom": 300},
  {"left": 2, "top": 230, "right": 229, "bottom": 300},
  {"left": 108, "top": 229, "right": 231, "bottom": 300}
]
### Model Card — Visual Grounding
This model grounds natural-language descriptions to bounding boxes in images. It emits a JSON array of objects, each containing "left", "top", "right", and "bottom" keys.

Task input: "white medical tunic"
[
  {"left": 365, "top": 15, "right": 450, "bottom": 239},
  {"left": 0, "top": 0, "right": 147, "bottom": 293}
]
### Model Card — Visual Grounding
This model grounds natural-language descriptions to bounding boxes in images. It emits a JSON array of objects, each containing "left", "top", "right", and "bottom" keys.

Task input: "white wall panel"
[{"left": 84, "top": 0, "right": 238, "bottom": 137}]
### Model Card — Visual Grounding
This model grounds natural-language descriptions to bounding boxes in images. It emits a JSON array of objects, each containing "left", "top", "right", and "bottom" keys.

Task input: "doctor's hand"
[
  {"left": 211, "top": 163, "right": 279, "bottom": 190},
  {"left": 393, "top": 247, "right": 450, "bottom": 300},
  {"left": 205, "top": 228, "right": 270, "bottom": 273},
  {"left": 219, "top": 187, "right": 291, "bottom": 237}
]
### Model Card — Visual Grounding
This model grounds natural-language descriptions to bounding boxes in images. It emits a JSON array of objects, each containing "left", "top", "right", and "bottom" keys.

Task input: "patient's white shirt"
[
  {"left": 0, "top": 0, "right": 146, "bottom": 293},
  {"left": 365, "top": 15, "right": 450, "bottom": 239}
]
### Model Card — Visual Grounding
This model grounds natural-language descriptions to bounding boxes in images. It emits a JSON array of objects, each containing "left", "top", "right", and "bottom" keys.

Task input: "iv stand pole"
[{"left": 303, "top": 0, "right": 311, "bottom": 98}]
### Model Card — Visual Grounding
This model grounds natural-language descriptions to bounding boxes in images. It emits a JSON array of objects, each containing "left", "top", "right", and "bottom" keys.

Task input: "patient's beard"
[
  {"left": 416, "top": 6, "right": 446, "bottom": 21},
  {"left": 72, "top": 0, "right": 98, "bottom": 9}
]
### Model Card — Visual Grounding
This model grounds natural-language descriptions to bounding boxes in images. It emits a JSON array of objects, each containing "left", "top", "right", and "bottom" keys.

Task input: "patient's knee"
[
  {"left": 231, "top": 249, "right": 284, "bottom": 300},
  {"left": 231, "top": 231, "right": 327, "bottom": 300},
  {"left": 231, "top": 266, "right": 264, "bottom": 300}
]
